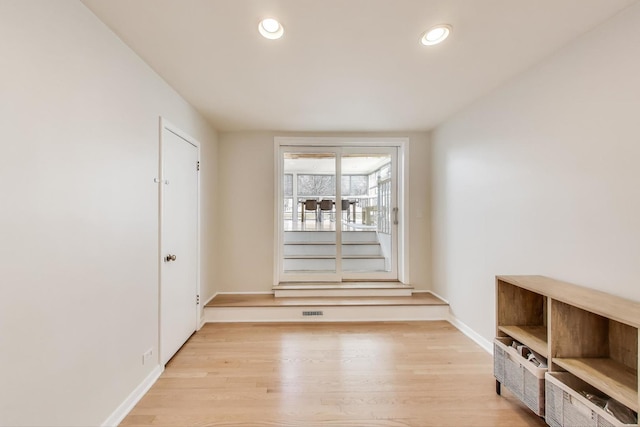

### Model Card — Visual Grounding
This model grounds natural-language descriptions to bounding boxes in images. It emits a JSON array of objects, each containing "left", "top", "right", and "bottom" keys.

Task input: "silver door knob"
[{"left": 165, "top": 254, "right": 177, "bottom": 262}]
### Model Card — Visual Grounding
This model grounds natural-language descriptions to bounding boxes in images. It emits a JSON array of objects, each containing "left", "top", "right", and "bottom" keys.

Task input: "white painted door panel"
[{"left": 161, "top": 128, "right": 198, "bottom": 365}]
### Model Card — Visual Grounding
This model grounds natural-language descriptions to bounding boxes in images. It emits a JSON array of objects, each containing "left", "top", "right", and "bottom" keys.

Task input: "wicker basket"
[
  {"left": 494, "top": 337, "right": 546, "bottom": 416},
  {"left": 545, "top": 372, "right": 636, "bottom": 427}
]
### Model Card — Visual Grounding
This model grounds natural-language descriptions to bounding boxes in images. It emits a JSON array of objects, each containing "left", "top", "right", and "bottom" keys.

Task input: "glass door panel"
[
  {"left": 282, "top": 151, "right": 337, "bottom": 279},
  {"left": 341, "top": 149, "right": 396, "bottom": 279},
  {"left": 279, "top": 146, "right": 397, "bottom": 282}
]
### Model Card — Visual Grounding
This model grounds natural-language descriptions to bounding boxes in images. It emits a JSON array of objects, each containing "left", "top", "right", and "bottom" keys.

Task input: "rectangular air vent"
[{"left": 302, "top": 311, "right": 324, "bottom": 316}]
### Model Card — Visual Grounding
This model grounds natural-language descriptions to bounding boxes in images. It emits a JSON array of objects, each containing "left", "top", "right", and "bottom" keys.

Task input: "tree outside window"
[{"left": 297, "top": 175, "right": 335, "bottom": 197}]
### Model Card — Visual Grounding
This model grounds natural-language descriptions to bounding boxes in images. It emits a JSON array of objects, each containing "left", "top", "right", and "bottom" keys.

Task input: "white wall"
[
  {"left": 217, "top": 131, "right": 431, "bottom": 292},
  {"left": 0, "top": 1, "right": 218, "bottom": 425},
  {"left": 431, "top": 4, "right": 640, "bottom": 342}
]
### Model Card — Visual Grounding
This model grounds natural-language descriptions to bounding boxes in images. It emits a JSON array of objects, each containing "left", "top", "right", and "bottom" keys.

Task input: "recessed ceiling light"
[
  {"left": 420, "top": 24, "right": 451, "bottom": 46},
  {"left": 259, "top": 18, "right": 284, "bottom": 40}
]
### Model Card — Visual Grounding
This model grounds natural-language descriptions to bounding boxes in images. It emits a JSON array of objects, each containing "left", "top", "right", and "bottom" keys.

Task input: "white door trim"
[
  {"left": 273, "top": 137, "right": 409, "bottom": 285},
  {"left": 158, "top": 117, "right": 201, "bottom": 366}
]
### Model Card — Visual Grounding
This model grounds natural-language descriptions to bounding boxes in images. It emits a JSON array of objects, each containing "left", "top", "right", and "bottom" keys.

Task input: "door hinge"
[
  {"left": 197, "top": 161, "right": 200, "bottom": 171},
  {"left": 196, "top": 294, "right": 200, "bottom": 305}
]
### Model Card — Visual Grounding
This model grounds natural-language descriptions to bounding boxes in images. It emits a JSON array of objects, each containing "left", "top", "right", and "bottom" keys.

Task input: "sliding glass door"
[{"left": 278, "top": 145, "right": 397, "bottom": 282}]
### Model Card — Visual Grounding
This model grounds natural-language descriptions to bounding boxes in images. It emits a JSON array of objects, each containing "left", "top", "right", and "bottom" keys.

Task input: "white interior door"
[{"left": 160, "top": 125, "right": 199, "bottom": 365}]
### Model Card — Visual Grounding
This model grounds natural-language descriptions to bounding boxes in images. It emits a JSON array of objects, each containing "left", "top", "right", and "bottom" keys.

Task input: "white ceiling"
[{"left": 81, "top": 0, "right": 637, "bottom": 132}]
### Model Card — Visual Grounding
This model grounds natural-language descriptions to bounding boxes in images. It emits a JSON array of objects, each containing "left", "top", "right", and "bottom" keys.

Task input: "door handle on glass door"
[{"left": 393, "top": 207, "right": 399, "bottom": 225}]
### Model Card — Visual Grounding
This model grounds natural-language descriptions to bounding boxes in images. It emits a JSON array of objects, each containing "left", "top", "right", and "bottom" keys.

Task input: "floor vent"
[{"left": 302, "top": 311, "right": 324, "bottom": 316}]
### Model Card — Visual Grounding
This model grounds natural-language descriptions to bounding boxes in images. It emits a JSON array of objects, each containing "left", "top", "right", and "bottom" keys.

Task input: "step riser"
[
  {"left": 344, "top": 258, "right": 385, "bottom": 271},
  {"left": 284, "top": 257, "right": 386, "bottom": 271},
  {"left": 342, "top": 245, "right": 381, "bottom": 256},
  {"left": 204, "top": 305, "right": 449, "bottom": 323},
  {"left": 343, "top": 231, "right": 377, "bottom": 243},
  {"left": 284, "top": 258, "right": 335, "bottom": 271},
  {"left": 274, "top": 288, "right": 413, "bottom": 297},
  {"left": 285, "top": 232, "right": 335, "bottom": 243},
  {"left": 284, "top": 231, "right": 377, "bottom": 243},
  {"left": 284, "top": 245, "right": 336, "bottom": 256},
  {"left": 284, "top": 244, "right": 381, "bottom": 256}
]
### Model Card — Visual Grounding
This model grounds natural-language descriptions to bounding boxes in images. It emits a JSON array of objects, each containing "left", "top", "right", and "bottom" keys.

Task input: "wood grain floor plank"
[{"left": 121, "top": 321, "right": 545, "bottom": 426}]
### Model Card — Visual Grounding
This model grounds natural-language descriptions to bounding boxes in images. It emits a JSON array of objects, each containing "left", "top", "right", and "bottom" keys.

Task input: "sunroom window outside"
[
  {"left": 297, "top": 175, "right": 335, "bottom": 198},
  {"left": 294, "top": 174, "right": 369, "bottom": 223},
  {"left": 283, "top": 174, "right": 293, "bottom": 221}
]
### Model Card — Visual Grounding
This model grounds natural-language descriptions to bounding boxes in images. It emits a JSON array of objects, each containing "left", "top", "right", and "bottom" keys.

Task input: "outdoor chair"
[
  {"left": 319, "top": 199, "right": 334, "bottom": 222},
  {"left": 303, "top": 199, "right": 318, "bottom": 222},
  {"left": 341, "top": 199, "right": 351, "bottom": 222}
]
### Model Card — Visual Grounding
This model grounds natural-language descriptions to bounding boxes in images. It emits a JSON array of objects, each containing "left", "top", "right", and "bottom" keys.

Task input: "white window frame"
[{"left": 273, "top": 137, "right": 409, "bottom": 285}]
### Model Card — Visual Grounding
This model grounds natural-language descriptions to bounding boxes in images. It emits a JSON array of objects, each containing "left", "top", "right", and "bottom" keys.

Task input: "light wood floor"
[{"left": 121, "top": 322, "right": 546, "bottom": 426}]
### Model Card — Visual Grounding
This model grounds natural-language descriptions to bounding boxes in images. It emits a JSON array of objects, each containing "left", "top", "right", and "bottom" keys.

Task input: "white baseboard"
[
  {"left": 198, "top": 292, "right": 218, "bottom": 330},
  {"left": 198, "top": 315, "right": 207, "bottom": 330},
  {"left": 447, "top": 312, "right": 493, "bottom": 355},
  {"left": 101, "top": 365, "right": 163, "bottom": 427}
]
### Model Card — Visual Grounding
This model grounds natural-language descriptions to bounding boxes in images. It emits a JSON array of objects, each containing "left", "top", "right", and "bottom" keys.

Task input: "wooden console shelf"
[
  {"left": 495, "top": 275, "right": 640, "bottom": 424},
  {"left": 498, "top": 325, "right": 548, "bottom": 357}
]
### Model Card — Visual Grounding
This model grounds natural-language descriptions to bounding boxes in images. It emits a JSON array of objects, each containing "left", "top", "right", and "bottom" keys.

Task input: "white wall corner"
[
  {"left": 448, "top": 311, "right": 493, "bottom": 355},
  {"left": 101, "top": 365, "right": 163, "bottom": 427},
  {"left": 198, "top": 292, "right": 218, "bottom": 329}
]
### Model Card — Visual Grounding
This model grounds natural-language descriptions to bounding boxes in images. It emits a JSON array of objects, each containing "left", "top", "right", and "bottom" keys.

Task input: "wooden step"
[
  {"left": 203, "top": 292, "right": 449, "bottom": 323},
  {"left": 207, "top": 292, "right": 442, "bottom": 307}
]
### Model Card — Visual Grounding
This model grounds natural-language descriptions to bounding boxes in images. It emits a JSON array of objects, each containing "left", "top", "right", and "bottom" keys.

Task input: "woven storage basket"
[
  {"left": 545, "top": 372, "right": 637, "bottom": 427},
  {"left": 494, "top": 337, "right": 546, "bottom": 416}
]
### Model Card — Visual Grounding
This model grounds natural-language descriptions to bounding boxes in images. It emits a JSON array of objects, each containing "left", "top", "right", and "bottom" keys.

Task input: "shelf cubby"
[
  {"left": 496, "top": 278, "right": 548, "bottom": 357},
  {"left": 551, "top": 299, "right": 638, "bottom": 411}
]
